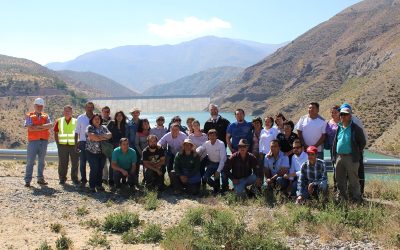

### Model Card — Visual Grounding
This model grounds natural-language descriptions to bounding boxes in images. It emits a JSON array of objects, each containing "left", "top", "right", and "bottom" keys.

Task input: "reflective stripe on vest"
[{"left": 58, "top": 117, "right": 77, "bottom": 145}]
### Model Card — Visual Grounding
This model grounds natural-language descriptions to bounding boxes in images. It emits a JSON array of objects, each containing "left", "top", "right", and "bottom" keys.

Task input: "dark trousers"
[
  {"left": 79, "top": 141, "right": 88, "bottom": 183},
  {"left": 144, "top": 167, "right": 165, "bottom": 190},
  {"left": 359, "top": 153, "right": 365, "bottom": 195},
  {"left": 57, "top": 144, "right": 79, "bottom": 182},
  {"left": 170, "top": 171, "right": 200, "bottom": 195},
  {"left": 86, "top": 151, "right": 106, "bottom": 188},
  {"left": 113, "top": 170, "right": 136, "bottom": 188}
]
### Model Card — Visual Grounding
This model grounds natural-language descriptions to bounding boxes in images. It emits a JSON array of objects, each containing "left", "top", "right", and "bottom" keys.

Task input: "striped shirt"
[{"left": 297, "top": 159, "right": 327, "bottom": 196}]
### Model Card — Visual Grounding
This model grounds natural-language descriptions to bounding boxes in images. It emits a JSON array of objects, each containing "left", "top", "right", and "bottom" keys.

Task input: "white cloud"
[{"left": 148, "top": 17, "right": 231, "bottom": 38}]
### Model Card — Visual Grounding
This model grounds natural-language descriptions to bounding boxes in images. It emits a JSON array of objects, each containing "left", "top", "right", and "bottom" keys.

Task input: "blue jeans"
[
  {"left": 24, "top": 140, "right": 48, "bottom": 183},
  {"left": 79, "top": 141, "right": 88, "bottom": 183},
  {"left": 276, "top": 177, "right": 290, "bottom": 191},
  {"left": 233, "top": 174, "right": 257, "bottom": 195},
  {"left": 290, "top": 179, "right": 298, "bottom": 197},
  {"left": 86, "top": 151, "right": 106, "bottom": 188},
  {"left": 298, "top": 182, "right": 328, "bottom": 199}
]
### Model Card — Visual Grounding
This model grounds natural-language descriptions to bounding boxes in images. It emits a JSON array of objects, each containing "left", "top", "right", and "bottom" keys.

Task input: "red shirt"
[{"left": 53, "top": 118, "right": 72, "bottom": 133}]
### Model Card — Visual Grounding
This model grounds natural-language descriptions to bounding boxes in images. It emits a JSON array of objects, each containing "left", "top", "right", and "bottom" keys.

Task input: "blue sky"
[{"left": 0, "top": 0, "right": 361, "bottom": 65}]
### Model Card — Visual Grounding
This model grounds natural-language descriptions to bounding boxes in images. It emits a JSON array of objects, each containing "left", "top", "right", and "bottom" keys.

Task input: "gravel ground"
[{"left": 0, "top": 161, "right": 382, "bottom": 249}]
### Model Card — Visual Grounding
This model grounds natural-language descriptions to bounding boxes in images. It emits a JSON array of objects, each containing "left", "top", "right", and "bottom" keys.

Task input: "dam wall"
[{"left": 90, "top": 95, "right": 211, "bottom": 113}]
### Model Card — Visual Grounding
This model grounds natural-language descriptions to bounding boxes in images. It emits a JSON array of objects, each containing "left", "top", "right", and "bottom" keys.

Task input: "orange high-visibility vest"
[{"left": 27, "top": 112, "right": 50, "bottom": 141}]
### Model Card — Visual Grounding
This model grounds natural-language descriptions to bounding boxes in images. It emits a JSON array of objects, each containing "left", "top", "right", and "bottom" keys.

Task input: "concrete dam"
[{"left": 90, "top": 95, "right": 211, "bottom": 113}]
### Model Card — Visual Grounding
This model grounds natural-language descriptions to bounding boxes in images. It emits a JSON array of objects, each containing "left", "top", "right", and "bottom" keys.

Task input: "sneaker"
[
  {"left": 37, "top": 179, "right": 48, "bottom": 185},
  {"left": 80, "top": 181, "right": 87, "bottom": 188},
  {"left": 25, "top": 182, "right": 31, "bottom": 187}
]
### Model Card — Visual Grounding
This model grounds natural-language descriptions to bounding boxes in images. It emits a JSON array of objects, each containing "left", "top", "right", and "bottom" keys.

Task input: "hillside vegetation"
[
  {"left": 142, "top": 66, "right": 242, "bottom": 96},
  {"left": 215, "top": 0, "right": 400, "bottom": 156}
]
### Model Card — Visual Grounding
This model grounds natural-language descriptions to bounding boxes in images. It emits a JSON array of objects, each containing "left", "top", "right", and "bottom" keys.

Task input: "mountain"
[
  {"left": 0, "top": 54, "right": 86, "bottom": 148},
  {"left": 142, "top": 66, "right": 243, "bottom": 96},
  {"left": 46, "top": 36, "right": 285, "bottom": 92},
  {"left": 214, "top": 0, "right": 400, "bottom": 156},
  {"left": 56, "top": 70, "right": 139, "bottom": 97}
]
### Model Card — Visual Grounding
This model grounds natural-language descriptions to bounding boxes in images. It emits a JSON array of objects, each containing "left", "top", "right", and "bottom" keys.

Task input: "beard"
[{"left": 149, "top": 145, "right": 157, "bottom": 149}]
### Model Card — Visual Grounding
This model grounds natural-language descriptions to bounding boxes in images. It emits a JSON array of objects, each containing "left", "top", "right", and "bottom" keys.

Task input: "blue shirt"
[
  {"left": 264, "top": 151, "right": 290, "bottom": 176},
  {"left": 336, "top": 122, "right": 352, "bottom": 154},
  {"left": 112, "top": 147, "right": 137, "bottom": 171},
  {"left": 226, "top": 120, "right": 253, "bottom": 151}
]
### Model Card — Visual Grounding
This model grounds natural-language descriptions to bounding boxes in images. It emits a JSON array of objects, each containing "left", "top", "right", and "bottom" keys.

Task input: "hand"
[
  {"left": 121, "top": 169, "right": 129, "bottom": 177},
  {"left": 179, "top": 175, "right": 188, "bottom": 184},
  {"left": 214, "top": 171, "right": 220, "bottom": 179},
  {"left": 156, "top": 169, "right": 163, "bottom": 176},
  {"left": 283, "top": 174, "right": 289, "bottom": 179},
  {"left": 308, "top": 183, "right": 314, "bottom": 195},
  {"left": 296, "top": 196, "right": 304, "bottom": 204},
  {"left": 232, "top": 179, "right": 239, "bottom": 185},
  {"left": 266, "top": 178, "right": 272, "bottom": 186}
]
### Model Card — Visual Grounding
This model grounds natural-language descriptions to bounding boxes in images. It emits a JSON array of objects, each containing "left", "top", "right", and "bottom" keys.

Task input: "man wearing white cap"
[{"left": 24, "top": 98, "right": 53, "bottom": 187}]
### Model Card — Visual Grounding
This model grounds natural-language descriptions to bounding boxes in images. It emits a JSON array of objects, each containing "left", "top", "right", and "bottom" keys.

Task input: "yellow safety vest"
[{"left": 58, "top": 117, "right": 77, "bottom": 145}]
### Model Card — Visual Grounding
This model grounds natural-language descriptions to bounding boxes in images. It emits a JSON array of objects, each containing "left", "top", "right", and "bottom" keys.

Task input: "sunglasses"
[{"left": 340, "top": 113, "right": 350, "bottom": 116}]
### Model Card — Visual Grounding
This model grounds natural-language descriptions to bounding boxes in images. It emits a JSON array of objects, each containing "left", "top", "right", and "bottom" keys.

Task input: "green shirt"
[
  {"left": 112, "top": 147, "right": 137, "bottom": 171},
  {"left": 336, "top": 122, "right": 352, "bottom": 154}
]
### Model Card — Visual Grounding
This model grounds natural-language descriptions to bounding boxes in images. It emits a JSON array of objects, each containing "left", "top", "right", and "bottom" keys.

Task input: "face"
[
  {"left": 171, "top": 126, "right": 180, "bottom": 137},
  {"left": 120, "top": 140, "right": 129, "bottom": 151},
  {"left": 192, "top": 122, "right": 200, "bottom": 132},
  {"left": 142, "top": 121, "right": 150, "bottom": 130},
  {"left": 253, "top": 121, "right": 261, "bottom": 130},
  {"left": 92, "top": 116, "right": 101, "bottom": 126},
  {"left": 307, "top": 152, "right": 316, "bottom": 163},
  {"left": 187, "top": 120, "right": 194, "bottom": 128},
  {"left": 284, "top": 124, "right": 292, "bottom": 135},
  {"left": 293, "top": 143, "right": 303, "bottom": 155},
  {"left": 132, "top": 111, "right": 140, "bottom": 119},
  {"left": 85, "top": 104, "right": 94, "bottom": 114},
  {"left": 63, "top": 107, "right": 72, "bottom": 118},
  {"left": 331, "top": 108, "right": 340, "bottom": 120},
  {"left": 156, "top": 118, "right": 164, "bottom": 126},
  {"left": 276, "top": 116, "right": 283, "bottom": 126},
  {"left": 340, "top": 113, "right": 351, "bottom": 123},
  {"left": 308, "top": 104, "right": 319, "bottom": 117},
  {"left": 210, "top": 106, "right": 218, "bottom": 116},
  {"left": 208, "top": 133, "right": 217, "bottom": 142},
  {"left": 270, "top": 141, "right": 280, "bottom": 155},
  {"left": 148, "top": 137, "right": 158, "bottom": 148},
  {"left": 235, "top": 110, "right": 245, "bottom": 122},
  {"left": 116, "top": 113, "right": 123, "bottom": 122},
  {"left": 102, "top": 108, "right": 110, "bottom": 119},
  {"left": 183, "top": 143, "right": 193, "bottom": 152},
  {"left": 238, "top": 145, "right": 248, "bottom": 154},
  {"left": 34, "top": 104, "right": 44, "bottom": 113},
  {"left": 264, "top": 118, "right": 272, "bottom": 129}
]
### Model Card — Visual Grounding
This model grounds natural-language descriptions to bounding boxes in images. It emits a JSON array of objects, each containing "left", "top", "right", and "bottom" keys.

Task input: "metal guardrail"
[{"left": 1, "top": 149, "right": 399, "bottom": 175}]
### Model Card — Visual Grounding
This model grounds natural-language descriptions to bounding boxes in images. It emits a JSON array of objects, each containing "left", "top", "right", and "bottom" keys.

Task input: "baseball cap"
[
  {"left": 34, "top": 98, "right": 45, "bottom": 106},
  {"left": 339, "top": 103, "right": 352, "bottom": 112},
  {"left": 340, "top": 107, "right": 352, "bottom": 114},
  {"left": 306, "top": 146, "right": 318, "bottom": 154}
]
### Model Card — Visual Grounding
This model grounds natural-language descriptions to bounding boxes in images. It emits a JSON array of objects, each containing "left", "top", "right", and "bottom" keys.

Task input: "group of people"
[{"left": 24, "top": 97, "right": 366, "bottom": 203}]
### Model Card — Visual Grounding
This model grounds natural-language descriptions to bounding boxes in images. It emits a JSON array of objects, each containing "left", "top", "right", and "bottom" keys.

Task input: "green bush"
[
  {"left": 183, "top": 207, "right": 206, "bottom": 226},
  {"left": 76, "top": 206, "right": 89, "bottom": 216},
  {"left": 87, "top": 231, "right": 109, "bottom": 247},
  {"left": 238, "top": 233, "right": 290, "bottom": 250},
  {"left": 121, "top": 229, "right": 139, "bottom": 244},
  {"left": 55, "top": 234, "right": 73, "bottom": 250},
  {"left": 38, "top": 240, "right": 52, "bottom": 250},
  {"left": 50, "top": 223, "right": 63, "bottom": 233},
  {"left": 81, "top": 218, "right": 101, "bottom": 228},
  {"left": 204, "top": 209, "right": 245, "bottom": 244},
  {"left": 103, "top": 211, "right": 140, "bottom": 233},
  {"left": 144, "top": 191, "right": 160, "bottom": 210},
  {"left": 140, "top": 223, "right": 163, "bottom": 243},
  {"left": 162, "top": 223, "right": 195, "bottom": 249}
]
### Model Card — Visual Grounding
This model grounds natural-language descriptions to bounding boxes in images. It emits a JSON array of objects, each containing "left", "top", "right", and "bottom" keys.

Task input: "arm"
[
  {"left": 223, "top": 157, "right": 233, "bottom": 180},
  {"left": 314, "top": 134, "right": 326, "bottom": 148},
  {"left": 314, "top": 161, "right": 327, "bottom": 188},
  {"left": 226, "top": 133, "right": 234, "bottom": 153},
  {"left": 173, "top": 153, "right": 181, "bottom": 176},
  {"left": 217, "top": 143, "right": 227, "bottom": 173},
  {"left": 135, "top": 133, "right": 142, "bottom": 155},
  {"left": 297, "top": 130, "right": 307, "bottom": 149},
  {"left": 111, "top": 161, "right": 128, "bottom": 176}
]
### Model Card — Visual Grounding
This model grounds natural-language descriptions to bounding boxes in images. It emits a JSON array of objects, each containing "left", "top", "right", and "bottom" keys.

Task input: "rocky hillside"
[
  {"left": 215, "top": 0, "right": 400, "bottom": 156},
  {"left": 57, "top": 70, "right": 139, "bottom": 97},
  {"left": 142, "top": 66, "right": 243, "bottom": 96},
  {"left": 0, "top": 55, "right": 86, "bottom": 148},
  {"left": 46, "top": 36, "right": 285, "bottom": 92}
]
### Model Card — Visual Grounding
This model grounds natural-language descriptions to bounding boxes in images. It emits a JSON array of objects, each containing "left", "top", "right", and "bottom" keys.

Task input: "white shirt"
[
  {"left": 158, "top": 131, "right": 187, "bottom": 155},
  {"left": 296, "top": 115, "right": 327, "bottom": 152},
  {"left": 290, "top": 151, "right": 308, "bottom": 180},
  {"left": 196, "top": 139, "right": 227, "bottom": 173},
  {"left": 259, "top": 127, "right": 278, "bottom": 154},
  {"left": 76, "top": 113, "right": 90, "bottom": 142}
]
